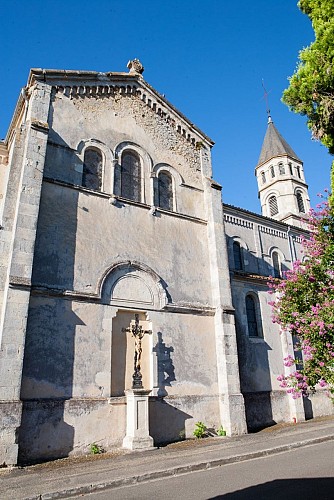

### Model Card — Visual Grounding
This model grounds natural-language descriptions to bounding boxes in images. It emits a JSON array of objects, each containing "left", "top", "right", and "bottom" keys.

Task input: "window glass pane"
[
  {"left": 83, "top": 149, "right": 102, "bottom": 191},
  {"left": 233, "top": 242, "right": 243, "bottom": 270},
  {"left": 296, "top": 192, "right": 305, "bottom": 213},
  {"left": 270, "top": 165, "right": 275, "bottom": 178},
  {"left": 246, "top": 295, "right": 259, "bottom": 337},
  {"left": 121, "top": 152, "right": 141, "bottom": 202},
  {"left": 272, "top": 251, "right": 281, "bottom": 278},
  {"left": 157, "top": 172, "right": 173, "bottom": 210}
]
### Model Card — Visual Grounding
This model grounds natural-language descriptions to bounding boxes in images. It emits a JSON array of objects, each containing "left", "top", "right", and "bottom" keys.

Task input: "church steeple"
[
  {"left": 255, "top": 117, "right": 310, "bottom": 228},
  {"left": 258, "top": 115, "right": 301, "bottom": 165}
]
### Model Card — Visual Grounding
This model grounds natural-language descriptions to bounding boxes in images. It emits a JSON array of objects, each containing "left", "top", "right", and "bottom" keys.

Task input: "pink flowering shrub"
[{"left": 268, "top": 197, "right": 334, "bottom": 400}]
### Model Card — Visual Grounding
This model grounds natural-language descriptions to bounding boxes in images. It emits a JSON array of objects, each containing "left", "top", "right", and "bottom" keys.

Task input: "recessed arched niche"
[
  {"left": 99, "top": 262, "right": 168, "bottom": 397},
  {"left": 111, "top": 310, "right": 151, "bottom": 396}
]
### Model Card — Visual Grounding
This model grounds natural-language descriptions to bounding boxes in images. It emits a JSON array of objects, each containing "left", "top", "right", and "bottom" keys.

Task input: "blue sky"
[{"left": 1, "top": 0, "right": 332, "bottom": 213}]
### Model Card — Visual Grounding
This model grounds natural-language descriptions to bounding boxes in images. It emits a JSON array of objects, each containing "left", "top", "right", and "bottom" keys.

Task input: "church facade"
[{"left": 0, "top": 60, "right": 332, "bottom": 465}]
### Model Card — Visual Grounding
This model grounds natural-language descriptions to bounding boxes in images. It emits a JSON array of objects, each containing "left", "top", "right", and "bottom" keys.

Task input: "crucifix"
[{"left": 123, "top": 314, "right": 152, "bottom": 389}]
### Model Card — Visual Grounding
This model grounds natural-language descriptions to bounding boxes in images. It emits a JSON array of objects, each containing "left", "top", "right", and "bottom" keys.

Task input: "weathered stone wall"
[
  {"left": 31, "top": 181, "right": 212, "bottom": 305},
  {"left": 231, "top": 280, "right": 284, "bottom": 393},
  {"left": 20, "top": 292, "right": 219, "bottom": 459},
  {"left": 46, "top": 87, "right": 205, "bottom": 211},
  {"left": 18, "top": 398, "right": 126, "bottom": 463},
  {"left": 21, "top": 299, "right": 218, "bottom": 399},
  {"left": 16, "top": 78, "right": 228, "bottom": 461}
]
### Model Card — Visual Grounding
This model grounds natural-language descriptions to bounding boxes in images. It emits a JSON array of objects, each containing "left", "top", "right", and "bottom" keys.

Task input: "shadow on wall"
[
  {"left": 18, "top": 400, "right": 75, "bottom": 465},
  {"left": 242, "top": 391, "right": 277, "bottom": 433},
  {"left": 153, "top": 331, "right": 176, "bottom": 397},
  {"left": 18, "top": 300, "right": 84, "bottom": 464},
  {"left": 293, "top": 335, "right": 313, "bottom": 420},
  {"left": 235, "top": 315, "right": 275, "bottom": 431},
  {"left": 303, "top": 396, "right": 314, "bottom": 420},
  {"left": 226, "top": 235, "right": 291, "bottom": 279},
  {"left": 19, "top": 124, "right": 84, "bottom": 464},
  {"left": 150, "top": 332, "right": 191, "bottom": 444},
  {"left": 149, "top": 399, "right": 192, "bottom": 445}
]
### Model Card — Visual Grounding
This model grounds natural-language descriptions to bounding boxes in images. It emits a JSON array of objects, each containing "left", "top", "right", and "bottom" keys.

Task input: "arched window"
[
  {"left": 261, "top": 171, "right": 266, "bottom": 184},
  {"left": 270, "top": 165, "right": 275, "bottom": 178},
  {"left": 268, "top": 195, "right": 278, "bottom": 216},
  {"left": 278, "top": 163, "right": 285, "bottom": 175},
  {"left": 83, "top": 148, "right": 102, "bottom": 191},
  {"left": 155, "top": 171, "right": 173, "bottom": 210},
  {"left": 233, "top": 241, "right": 243, "bottom": 270},
  {"left": 289, "top": 162, "right": 293, "bottom": 175},
  {"left": 246, "top": 295, "right": 261, "bottom": 337},
  {"left": 272, "top": 251, "right": 281, "bottom": 278},
  {"left": 296, "top": 191, "right": 305, "bottom": 213},
  {"left": 121, "top": 151, "right": 141, "bottom": 202}
]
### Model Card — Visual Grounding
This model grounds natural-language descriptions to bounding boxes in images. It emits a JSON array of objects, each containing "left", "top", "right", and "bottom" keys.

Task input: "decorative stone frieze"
[
  {"left": 224, "top": 214, "right": 253, "bottom": 229},
  {"left": 259, "top": 225, "right": 287, "bottom": 238},
  {"left": 291, "top": 234, "right": 303, "bottom": 244}
]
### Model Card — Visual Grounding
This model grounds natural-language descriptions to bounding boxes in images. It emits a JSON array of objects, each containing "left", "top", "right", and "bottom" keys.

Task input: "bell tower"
[{"left": 255, "top": 116, "right": 310, "bottom": 228}]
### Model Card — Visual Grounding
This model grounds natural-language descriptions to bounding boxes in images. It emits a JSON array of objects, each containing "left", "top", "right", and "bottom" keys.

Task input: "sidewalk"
[{"left": 1, "top": 416, "right": 334, "bottom": 499}]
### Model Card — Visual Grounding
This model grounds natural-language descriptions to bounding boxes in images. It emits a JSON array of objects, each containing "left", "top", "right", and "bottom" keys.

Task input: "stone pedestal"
[{"left": 122, "top": 389, "right": 155, "bottom": 450}]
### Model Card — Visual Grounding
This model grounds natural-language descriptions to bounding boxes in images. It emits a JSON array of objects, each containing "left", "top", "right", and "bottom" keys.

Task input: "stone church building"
[{"left": 0, "top": 60, "right": 333, "bottom": 465}]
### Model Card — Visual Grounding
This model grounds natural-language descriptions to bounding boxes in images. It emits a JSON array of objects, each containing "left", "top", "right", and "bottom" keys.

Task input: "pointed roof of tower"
[{"left": 257, "top": 116, "right": 301, "bottom": 166}]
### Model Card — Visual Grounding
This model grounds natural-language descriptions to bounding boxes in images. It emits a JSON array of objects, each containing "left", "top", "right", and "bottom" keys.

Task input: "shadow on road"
[{"left": 209, "top": 477, "right": 334, "bottom": 499}]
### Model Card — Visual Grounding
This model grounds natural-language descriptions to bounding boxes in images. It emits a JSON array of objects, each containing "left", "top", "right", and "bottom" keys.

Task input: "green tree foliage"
[{"left": 282, "top": 0, "right": 334, "bottom": 156}]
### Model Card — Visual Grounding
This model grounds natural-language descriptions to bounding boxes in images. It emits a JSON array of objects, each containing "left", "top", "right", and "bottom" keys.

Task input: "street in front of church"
[
  {"left": 86, "top": 441, "right": 334, "bottom": 500},
  {"left": 1, "top": 416, "right": 333, "bottom": 499}
]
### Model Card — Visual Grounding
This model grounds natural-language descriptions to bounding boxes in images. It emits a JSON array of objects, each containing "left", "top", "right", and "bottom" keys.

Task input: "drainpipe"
[{"left": 287, "top": 225, "right": 295, "bottom": 264}]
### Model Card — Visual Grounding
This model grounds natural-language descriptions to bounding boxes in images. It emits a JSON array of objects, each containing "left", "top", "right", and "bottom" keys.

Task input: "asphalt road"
[{"left": 83, "top": 441, "right": 334, "bottom": 499}]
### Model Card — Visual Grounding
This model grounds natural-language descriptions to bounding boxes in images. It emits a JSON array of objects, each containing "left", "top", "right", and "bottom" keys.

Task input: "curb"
[{"left": 25, "top": 433, "right": 334, "bottom": 499}]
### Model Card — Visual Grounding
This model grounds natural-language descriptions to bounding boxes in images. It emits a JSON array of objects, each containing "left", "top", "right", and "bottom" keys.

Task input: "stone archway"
[{"left": 100, "top": 261, "right": 168, "bottom": 310}]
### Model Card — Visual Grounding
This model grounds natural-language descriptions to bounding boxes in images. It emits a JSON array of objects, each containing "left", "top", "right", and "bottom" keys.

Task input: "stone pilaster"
[
  {"left": 0, "top": 81, "right": 52, "bottom": 465},
  {"left": 203, "top": 169, "right": 247, "bottom": 436}
]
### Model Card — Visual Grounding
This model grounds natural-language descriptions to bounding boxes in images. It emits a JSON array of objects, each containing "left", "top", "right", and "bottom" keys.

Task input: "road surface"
[{"left": 83, "top": 440, "right": 334, "bottom": 499}]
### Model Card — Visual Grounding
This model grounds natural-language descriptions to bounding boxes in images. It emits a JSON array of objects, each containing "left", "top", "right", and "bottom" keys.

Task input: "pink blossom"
[{"left": 283, "top": 355, "right": 295, "bottom": 367}]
